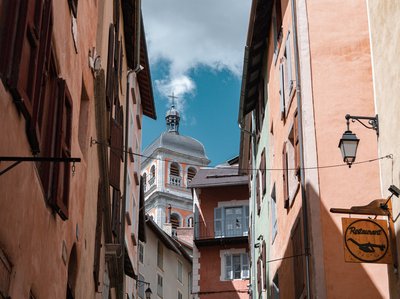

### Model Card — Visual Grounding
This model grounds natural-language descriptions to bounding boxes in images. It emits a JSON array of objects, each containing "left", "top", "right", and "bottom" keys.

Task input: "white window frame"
[
  {"left": 177, "top": 260, "right": 183, "bottom": 283},
  {"left": 214, "top": 204, "right": 249, "bottom": 238},
  {"left": 157, "top": 274, "right": 163, "bottom": 298},
  {"left": 220, "top": 248, "right": 249, "bottom": 281}
]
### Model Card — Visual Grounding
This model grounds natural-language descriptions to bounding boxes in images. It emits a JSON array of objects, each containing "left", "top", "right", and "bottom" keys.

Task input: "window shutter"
[
  {"left": 279, "top": 63, "right": 285, "bottom": 120},
  {"left": 106, "top": 24, "right": 115, "bottom": 110},
  {"left": 109, "top": 117, "right": 122, "bottom": 190},
  {"left": 256, "top": 172, "right": 261, "bottom": 215},
  {"left": 242, "top": 253, "right": 249, "bottom": 279},
  {"left": 292, "top": 220, "right": 305, "bottom": 298},
  {"left": 194, "top": 205, "right": 199, "bottom": 239},
  {"left": 51, "top": 79, "right": 72, "bottom": 221},
  {"left": 293, "top": 110, "right": 300, "bottom": 178},
  {"left": 285, "top": 31, "right": 293, "bottom": 94},
  {"left": 225, "top": 255, "right": 232, "bottom": 280},
  {"left": 257, "top": 257, "right": 262, "bottom": 295},
  {"left": 261, "top": 149, "right": 266, "bottom": 195},
  {"left": 93, "top": 181, "right": 104, "bottom": 291},
  {"left": 111, "top": 189, "right": 121, "bottom": 237},
  {"left": 271, "top": 190, "right": 278, "bottom": 241},
  {"left": 243, "top": 205, "right": 249, "bottom": 236},
  {"left": 214, "top": 207, "right": 223, "bottom": 237},
  {"left": 262, "top": 241, "right": 267, "bottom": 290},
  {"left": 282, "top": 142, "right": 289, "bottom": 209}
]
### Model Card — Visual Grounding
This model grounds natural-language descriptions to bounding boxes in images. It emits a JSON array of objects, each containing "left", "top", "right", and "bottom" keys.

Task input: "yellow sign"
[{"left": 342, "top": 218, "right": 392, "bottom": 264}]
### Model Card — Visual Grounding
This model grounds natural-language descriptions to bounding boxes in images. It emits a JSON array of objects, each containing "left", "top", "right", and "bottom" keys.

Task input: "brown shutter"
[
  {"left": 52, "top": 79, "right": 73, "bottom": 220},
  {"left": 93, "top": 180, "right": 104, "bottom": 292},
  {"left": 106, "top": 24, "right": 115, "bottom": 110},
  {"left": 293, "top": 110, "right": 300, "bottom": 178},
  {"left": 109, "top": 117, "right": 122, "bottom": 189},
  {"left": 282, "top": 142, "right": 289, "bottom": 209},
  {"left": 261, "top": 149, "right": 266, "bottom": 196},
  {"left": 256, "top": 172, "right": 261, "bottom": 215},
  {"left": 262, "top": 240, "right": 267, "bottom": 290},
  {"left": 257, "top": 257, "right": 262, "bottom": 296},
  {"left": 111, "top": 189, "right": 121, "bottom": 237},
  {"left": 292, "top": 220, "right": 305, "bottom": 298}
]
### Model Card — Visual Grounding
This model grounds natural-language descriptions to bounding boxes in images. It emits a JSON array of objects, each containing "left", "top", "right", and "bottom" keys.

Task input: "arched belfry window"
[
  {"left": 169, "top": 162, "right": 181, "bottom": 186},
  {"left": 149, "top": 165, "right": 156, "bottom": 186},
  {"left": 170, "top": 213, "right": 181, "bottom": 229},
  {"left": 187, "top": 167, "right": 197, "bottom": 184}
]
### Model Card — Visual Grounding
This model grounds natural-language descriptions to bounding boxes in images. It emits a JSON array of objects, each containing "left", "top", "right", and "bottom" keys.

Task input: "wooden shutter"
[
  {"left": 93, "top": 181, "right": 104, "bottom": 292},
  {"left": 256, "top": 172, "right": 261, "bottom": 215},
  {"left": 214, "top": 207, "right": 223, "bottom": 237},
  {"left": 292, "top": 220, "right": 305, "bottom": 298},
  {"left": 106, "top": 24, "right": 115, "bottom": 110},
  {"left": 282, "top": 142, "right": 289, "bottom": 209},
  {"left": 257, "top": 257, "right": 262, "bottom": 295},
  {"left": 111, "top": 188, "right": 121, "bottom": 237},
  {"left": 293, "top": 110, "right": 300, "bottom": 178},
  {"left": 109, "top": 117, "right": 122, "bottom": 189},
  {"left": 279, "top": 64, "right": 285, "bottom": 120},
  {"left": 262, "top": 240, "right": 267, "bottom": 290},
  {"left": 261, "top": 149, "right": 266, "bottom": 195},
  {"left": 285, "top": 32, "right": 293, "bottom": 94},
  {"left": 51, "top": 79, "right": 73, "bottom": 220}
]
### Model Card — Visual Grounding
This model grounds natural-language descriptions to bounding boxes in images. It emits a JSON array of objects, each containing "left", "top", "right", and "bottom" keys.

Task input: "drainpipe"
[
  {"left": 291, "top": 0, "right": 311, "bottom": 297},
  {"left": 250, "top": 111, "right": 257, "bottom": 298}
]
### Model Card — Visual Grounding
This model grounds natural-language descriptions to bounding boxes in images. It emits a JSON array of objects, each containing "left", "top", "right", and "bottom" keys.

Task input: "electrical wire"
[{"left": 90, "top": 138, "right": 392, "bottom": 172}]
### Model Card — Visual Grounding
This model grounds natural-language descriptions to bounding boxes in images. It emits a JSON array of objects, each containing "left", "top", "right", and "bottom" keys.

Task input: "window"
[
  {"left": 177, "top": 260, "right": 183, "bottom": 283},
  {"left": 187, "top": 216, "right": 193, "bottom": 228},
  {"left": 170, "top": 213, "right": 180, "bottom": 229},
  {"left": 157, "top": 274, "right": 163, "bottom": 298},
  {"left": 138, "top": 274, "right": 145, "bottom": 299},
  {"left": 138, "top": 243, "right": 144, "bottom": 264},
  {"left": 125, "top": 174, "right": 131, "bottom": 222},
  {"left": 187, "top": 167, "right": 197, "bottom": 184},
  {"left": 157, "top": 241, "right": 163, "bottom": 270},
  {"left": 149, "top": 165, "right": 156, "bottom": 185},
  {"left": 214, "top": 205, "right": 249, "bottom": 237},
  {"left": 260, "top": 149, "right": 266, "bottom": 196},
  {"left": 169, "top": 162, "right": 181, "bottom": 186},
  {"left": 224, "top": 253, "right": 249, "bottom": 280},
  {"left": 142, "top": 173, "right": 147, "bottom": 191},
  {"left": 284, "top": 31, "right": 293, "bottom": 107},
  {"left": 273, "top": 0, "right": 283, "bottom": 62},
  {"left": 271, "top": 184, "right": 278, "bottom": 242},
  {"left": 178, "top": 291, "right": 182, "bottom": 299},
  {"left": 279, "top": 63, "right": 286, "bottom": 119},
  {"left": 285, "top": 113, "right": 300, "bottom": 209}
]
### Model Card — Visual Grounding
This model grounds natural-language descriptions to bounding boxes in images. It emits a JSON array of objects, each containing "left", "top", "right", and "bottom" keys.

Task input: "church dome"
[{"left": 143, "top": 131, "right": 209, "bottom": 161}]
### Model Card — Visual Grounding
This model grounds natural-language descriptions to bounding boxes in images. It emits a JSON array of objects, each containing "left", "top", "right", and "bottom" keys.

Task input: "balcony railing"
[
  {"left": 194, "top": 219, "right": 248, "bottom": 240},
  {"left": 169, "top": 175, "right": 182, "bottom": 187}
]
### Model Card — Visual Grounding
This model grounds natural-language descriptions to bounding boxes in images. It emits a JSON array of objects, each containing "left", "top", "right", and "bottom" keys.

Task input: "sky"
[{"left": 141, "top": 0, "right": 252, "bottom": 166}]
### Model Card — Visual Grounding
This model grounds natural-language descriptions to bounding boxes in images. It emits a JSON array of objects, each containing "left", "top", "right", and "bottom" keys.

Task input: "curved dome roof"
[{"left": 143, "top": 131, "right": 209, "bottom": 162}]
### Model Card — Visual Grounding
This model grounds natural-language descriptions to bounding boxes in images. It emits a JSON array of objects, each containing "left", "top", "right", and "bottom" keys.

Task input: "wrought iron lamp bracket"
[{"left": 345, "top": 114, "right": 379, "bottom": 136}]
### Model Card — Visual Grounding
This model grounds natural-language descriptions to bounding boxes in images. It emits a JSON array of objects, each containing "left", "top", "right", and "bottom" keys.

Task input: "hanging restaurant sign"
[{"left": 342, "top": 218, "right": 392, "bottom": 264}]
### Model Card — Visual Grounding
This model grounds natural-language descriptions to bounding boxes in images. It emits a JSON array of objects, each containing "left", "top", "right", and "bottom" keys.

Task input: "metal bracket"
[
  {"left": 0, "top": 156, "right": 81, "bottom": 176},
  {"left": 345, "top": 114, "right": 379, "bottom": 136}
]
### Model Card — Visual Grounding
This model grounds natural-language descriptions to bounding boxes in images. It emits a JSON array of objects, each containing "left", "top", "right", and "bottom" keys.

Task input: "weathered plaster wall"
[{"left": 367, "top": 1, "right": 400, "bottom": 297}]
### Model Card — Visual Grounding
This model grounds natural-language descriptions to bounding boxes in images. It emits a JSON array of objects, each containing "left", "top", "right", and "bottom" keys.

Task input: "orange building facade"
[
  {"left": 0, "top": 1, "right": 155, "bottom": 298},
  {"left": 239, "top": 0, "right": 390, "bottom": 298}
]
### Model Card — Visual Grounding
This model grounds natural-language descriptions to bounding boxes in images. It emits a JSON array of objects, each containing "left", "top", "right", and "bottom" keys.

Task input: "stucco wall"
[{"left": 367, "top": 1, "right": 400, "bottom": 298}]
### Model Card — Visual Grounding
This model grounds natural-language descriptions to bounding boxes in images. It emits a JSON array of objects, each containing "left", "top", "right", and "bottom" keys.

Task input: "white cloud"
[{"left": 142, "top": 0, "right": 252, "bottom": 114}]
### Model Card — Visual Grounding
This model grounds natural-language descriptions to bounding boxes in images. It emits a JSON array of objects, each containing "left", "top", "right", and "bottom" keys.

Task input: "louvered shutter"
[
  {"left": 262, "top": 241, "right": 267, "bottom": 290},
  {"left": 93, "top": 181, "right": 104, "bottom": 292},
  {"left": 112, "top": 189, "right": 121, "bottom": 237},
  {"left": 214, "top": 207, "right": 223, "bottom": 237},
  {"left": 282, "top": 142, "right": 289, "bottom": 209},
  {"left": 294, "top": 110, "right": 300, "bottom": 178},
  {"left": 279, "top": 64, "right": 285, "bottom": 120},
  {"left": 225, "top": 255, "right": 232, "bottom": 280},
  {"left": 256, "top": 172, "right": 261, "bottom": 215},
  {"left": 261, "top": 149, "right": 266, "bottom": 195},
  {"left": 286, "top": 31, "right": 293, "bottom": 94},
  {"left": 52, "top": 79, "right": 73, "bottom": 220},
  {"left": 257, "top": 257, "right": 262, "bottom": 295},
  {"left": 109, "top": 117, "right": 122, "bottom": 190},
  {"left": 106, "top": 24, "right": 115, "bottom": 110}
]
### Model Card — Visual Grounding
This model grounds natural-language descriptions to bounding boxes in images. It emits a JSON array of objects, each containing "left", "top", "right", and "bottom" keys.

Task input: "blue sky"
[{"left": 141, "top": 0, "right": 252, "bottom": 166}]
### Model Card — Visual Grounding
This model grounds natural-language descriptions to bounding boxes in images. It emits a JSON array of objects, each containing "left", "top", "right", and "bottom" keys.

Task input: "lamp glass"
[
  {"left": 145, "top": 287, "right": 152, "bottom": 299},
  {"left": 338, "top": 130, "right": 359, "bottom": 165}
]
